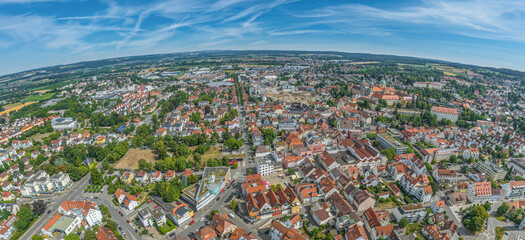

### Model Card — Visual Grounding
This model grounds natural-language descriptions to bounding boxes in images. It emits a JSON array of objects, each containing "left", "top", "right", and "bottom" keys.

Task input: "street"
[{"left": 20, "top": 172, "right": 92, "bottom": 239}]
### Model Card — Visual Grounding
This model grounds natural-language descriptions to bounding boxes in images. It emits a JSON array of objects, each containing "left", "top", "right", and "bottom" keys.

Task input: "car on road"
[
  {"left": 228, "top": 213, "right": 235, "bottom": 218},
  {"left": 177, "top": 202, "right": 181, "bottom": 205},
  {"left": 189, "top": 220, "right": 195, "bottom": 225},
  {"left": 154, "top": 205, "right": 159, "bottom": 208},
  {"left": 200, "top": 217, "right": 204, "bottom": 221}
]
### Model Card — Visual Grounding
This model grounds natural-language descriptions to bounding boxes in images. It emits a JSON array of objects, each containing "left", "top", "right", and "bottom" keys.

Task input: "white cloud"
[
  {"left": 0, "top": 0, "right": 62, "bottom": 4},
  {"left": 296, "top": 0, "right": 525, "bottom": 43}
]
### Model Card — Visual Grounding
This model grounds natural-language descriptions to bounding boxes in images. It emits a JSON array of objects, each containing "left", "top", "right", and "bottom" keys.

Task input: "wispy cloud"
[
  {"left": 0, "top": 0, "right": 62, "bottom": 4},
  {"left": 296, "top": 0, "right": 525, "bottom": 42}
]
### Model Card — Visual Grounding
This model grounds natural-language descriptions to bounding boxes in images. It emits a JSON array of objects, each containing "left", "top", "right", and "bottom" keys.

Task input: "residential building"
[
  {"left": 196, "top": 226, "right": 217, "bottom": 240},
  {"left": 345, "top": 224, "right": 368, "bottom": 240},
  {"left": 96, "top": 227, "right": 118, "bottom": 240},
  {"left": 269, "top": 220, "right": 308, "bottom": 240},
  {"left": 431, "top": 106, "right": 459, "bottom": 122},
  {"left": 393, "top": 204, "right": 426, "bottom": 223},
  {"left": 211, "top": 213, "right": 236, "bottom": 237},
  {"left": 138, "top": 208, "right": 154, "bottom": 228},
  {"left": 21, "top": 170, "right": 72, "bottom": 197},
  {"left": 0, "top": 215, "right": 16, "bottom": 240},
  {"left": 58, "top": 200, "right": 103, "bottom": 227},
  {"left": 467, "top": 182, "right": 494, "bottom": 203},
  {"left": 475, "top": 161, "right": 506, "bottom": 181},
  {"left": 501, "top": 181, "right": 525, "bottom": 199},
  {"left": 114, "top": 188, "right": 138, "bottom": 210}
]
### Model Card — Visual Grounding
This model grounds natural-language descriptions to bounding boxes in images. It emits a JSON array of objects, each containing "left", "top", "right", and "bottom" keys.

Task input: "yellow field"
[
  {"left": 114, "top": 149, "right": 156, "bottom": 170},
  {"left": 190, "top": 146, "right": 223, "bottom": 162},
  {"left": 0, "top": 101, "right": 37, "bottom": 115},
  {"left": 350, "top": 61, "right": 380, "bottom": 65},
  {"left": 443, "top": 71, "right": 457, "bottom": 76},
  {"left": 34, "top": 89, "right": 51, "bottom": 94}
]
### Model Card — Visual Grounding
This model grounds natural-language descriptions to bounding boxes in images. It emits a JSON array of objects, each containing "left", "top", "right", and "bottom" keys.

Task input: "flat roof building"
[
  {"left": 181, "top": 167, "right": 231, "bottom": 211},
  {"left": 377, "top": 133, "right": 407, "bottom": 154}
]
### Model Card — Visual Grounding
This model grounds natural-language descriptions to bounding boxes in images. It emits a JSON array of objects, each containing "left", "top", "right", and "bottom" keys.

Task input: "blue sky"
[{"left": 1, "top": 0, "right": 525, "bottom": 75}]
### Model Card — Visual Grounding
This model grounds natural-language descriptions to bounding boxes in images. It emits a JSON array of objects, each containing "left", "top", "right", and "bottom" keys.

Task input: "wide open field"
[
  {"left": 114, "top": 149, "right": 156, "bottom": 170},
  {"left": 23, "top": 93, "right": 56, "bottom": 102},
  {"left": 190, "top": 146, "right": 223, "bottom": 162},
  {"left": 0, "top": 101, "right": 38, "bottom": 115}
]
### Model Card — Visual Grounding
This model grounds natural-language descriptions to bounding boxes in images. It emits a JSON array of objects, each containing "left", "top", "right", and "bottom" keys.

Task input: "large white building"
[
  {"left": 42, "top": 214, "right": 82, "bottom": 237},
  {"left": 21, "top": 171, "right": 72, "bottom": 197},
  {"left": 430, "top": 106, "right": 459, "bottom": 122},
  {"left": 256, "top": 157, "right": 275, "bottom": 177},
  {"left": 501, "top": 181, "right": 525, "bottom": 199},
  {"left": 377, "top": 133, "right": 407, "bottom": 154},
  {"left": 51, "top": 117, "right": 77, "bottom": 131},
  {"left": 181, "top": 167, "right": 231, "bottom": 210}
]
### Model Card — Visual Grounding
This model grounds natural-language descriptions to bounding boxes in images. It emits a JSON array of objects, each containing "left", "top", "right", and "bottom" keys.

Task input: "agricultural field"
[
  {"left": 0, "top": 101, "right": 37, "bottom": 115},
  {"left": 114, "top": 149, "right": 156, "bottom": 170},
  {"left": 22, "top": 92, "right": 56, "bottom": 102}
]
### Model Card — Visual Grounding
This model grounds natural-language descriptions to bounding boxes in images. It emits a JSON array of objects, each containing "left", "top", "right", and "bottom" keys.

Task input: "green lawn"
[
  {"left": 407, "top": 223, "right": 422, "bottom": 234},
  {"left": 496, "top": 226, "right": 506, "bottom": 240},
  {"left": 157, "top": 219, "right": 176, "bottom": 234},
  {"left": 23, "top": 93, "right": 56, "bottom": 102}
]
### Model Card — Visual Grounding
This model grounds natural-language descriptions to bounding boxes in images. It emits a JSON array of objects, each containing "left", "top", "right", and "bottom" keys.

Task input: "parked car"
[
  {"left": 189, "top": 220, "right": 195, "bottom": 225},
  {"left": 148, "top": 200, "right": 152, "bottom": 203},
  {"left": 126, "top": 220, "right": 130, "bottom": 223}
]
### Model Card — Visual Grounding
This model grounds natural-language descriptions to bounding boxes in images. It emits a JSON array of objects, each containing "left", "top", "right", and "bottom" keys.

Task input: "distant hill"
[{"left": 2, "top": 50, "right": 524, "bottom": 80}]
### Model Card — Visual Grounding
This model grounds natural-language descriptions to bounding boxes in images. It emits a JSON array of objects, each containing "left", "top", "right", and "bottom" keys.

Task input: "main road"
[{"left": 20, "top": 173, "right": 92, "bottom": 239}]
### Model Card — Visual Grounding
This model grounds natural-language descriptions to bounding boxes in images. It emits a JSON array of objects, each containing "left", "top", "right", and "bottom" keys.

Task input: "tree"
[
  {"left": 90, "top": 168, "right": 103, "bottom": 185},
  {"left": 210, "top": 209, "right": 219, "bottom": 219},
  {"left": 32, "top": 200, "right": 46, "bottom": 215},
  {"left": 483, "top": 201, "right": 492, "bottom": 211},
  {"left": 84, "top": 229, "right": 97, "bottom": 240},
  {"left": 15, "top": 205, "right": 34, "bottom": 231},
  {"left": 32, "top": 235, "right": 44, "bottom": 240},
  {"left": 497, "top": 202, "right": 510, "bottom": 216},
  {"left": 287, "top": 168, "right": 296, "bottom": 175},
  {"left": 248, "top": 169, "right": 253, "bottom": 175},
  {"left": 64, "top": 233, "right": 80, "bottom": 240},
  {"left": 449, "top": 155, "right": 458, "bottom": 163},
  {"left": 381, "top": 148, "right": 396, "bottom": 161},
  {"left": 230, "top": 199, "right": 238, "bottom": 212},
  {"left": 399, "top": 217, "right": 409, "bottom": 228}
]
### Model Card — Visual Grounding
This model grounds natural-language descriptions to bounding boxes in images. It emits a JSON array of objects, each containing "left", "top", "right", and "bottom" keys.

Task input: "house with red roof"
[
  {"left": 114, "top": 188, "right": 138, "bottom": 210},
  {"left": 0, "top": 215, "right": 16, "bottom": 239}
]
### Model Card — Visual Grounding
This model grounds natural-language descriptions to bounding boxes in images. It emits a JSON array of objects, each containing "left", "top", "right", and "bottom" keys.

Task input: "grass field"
[
  {"left": 29, "top": 132, "right": 52, "bottom": 141},
  {"left": 23, "top": 93, "right": 56, "bottom": 102},
  {"left": 114, "top": 149, "right": 156, "bottom": 170},
  {"left": 376, "top": 202, "right": 397, "bottom": 210},
  {"left": 34, "top": 89, "right": 51, "bottom": 94},
  {"left": 190, "top": 146, "right": 223, "bottom": 163},
  {"left": 496, "top": 226, "right": 506, "bottom": 240},
  {"left": 0, "top": 101, "right": 38, "bottom": 115}
]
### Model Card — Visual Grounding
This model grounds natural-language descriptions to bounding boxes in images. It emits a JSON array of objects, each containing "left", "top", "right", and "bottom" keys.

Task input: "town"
[{"left": 0, "top": 51, "right": 524, "bottom": 240}]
